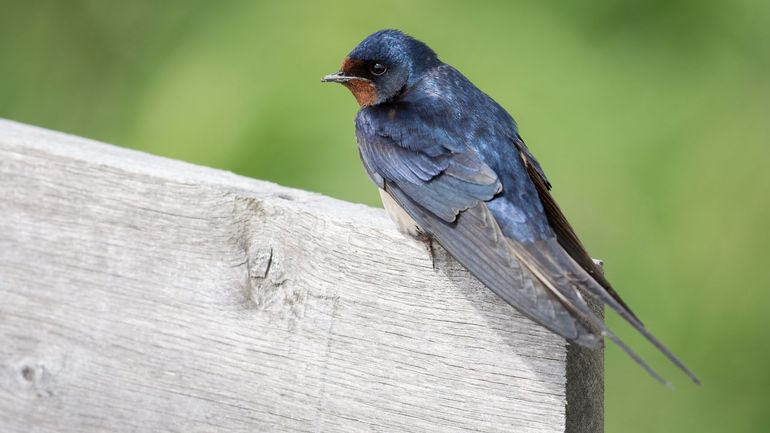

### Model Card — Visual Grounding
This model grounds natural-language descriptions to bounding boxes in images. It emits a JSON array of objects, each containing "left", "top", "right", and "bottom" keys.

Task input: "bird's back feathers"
[{"left": 355, "top": 61, "right": 699, "bottom": 384}]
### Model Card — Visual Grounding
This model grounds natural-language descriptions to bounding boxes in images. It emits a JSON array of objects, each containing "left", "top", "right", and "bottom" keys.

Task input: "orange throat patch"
[
  {"left": 343, "top": 79, "right": 377, "bottom": 107},
  {"left": 339, "top": 57, "right": 378, "bottom": 107}
]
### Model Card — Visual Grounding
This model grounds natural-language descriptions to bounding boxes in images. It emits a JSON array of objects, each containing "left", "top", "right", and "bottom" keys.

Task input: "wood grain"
[{"left": 0, "top": 119, "right": 602, "bottom": 432}]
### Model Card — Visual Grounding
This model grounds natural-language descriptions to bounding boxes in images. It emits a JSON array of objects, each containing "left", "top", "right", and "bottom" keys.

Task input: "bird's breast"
[{"left": 379, "top": 188, "right": 422, "bottom": 237}]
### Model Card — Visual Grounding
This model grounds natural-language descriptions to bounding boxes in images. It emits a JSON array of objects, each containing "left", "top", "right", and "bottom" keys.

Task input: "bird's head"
[{"left": 322, "top": 29, "right": 441, "bottom": 107}]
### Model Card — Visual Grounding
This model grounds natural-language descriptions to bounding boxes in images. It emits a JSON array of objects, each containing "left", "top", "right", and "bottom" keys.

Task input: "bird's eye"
[{"left": 370, "top": 63, "right": 387, "bottom": 76}]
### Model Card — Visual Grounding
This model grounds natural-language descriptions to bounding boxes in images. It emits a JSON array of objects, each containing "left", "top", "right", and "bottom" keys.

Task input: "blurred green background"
[{"left": 1, "top": 1, "right": 768, "bottom": 431}]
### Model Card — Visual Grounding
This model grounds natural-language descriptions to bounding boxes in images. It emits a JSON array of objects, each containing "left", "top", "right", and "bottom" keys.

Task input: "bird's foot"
[{"left": 415, "top": 229, "right": 435, "bottom": 269}]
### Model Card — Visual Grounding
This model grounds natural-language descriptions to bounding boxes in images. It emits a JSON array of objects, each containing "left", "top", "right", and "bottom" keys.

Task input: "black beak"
[{"left": 321, "top": 71, "right": 357, "bottom": 83}]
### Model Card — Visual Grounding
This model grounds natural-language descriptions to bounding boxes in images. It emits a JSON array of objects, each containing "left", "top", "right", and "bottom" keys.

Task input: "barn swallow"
[{"left": 322, "top": 29, "right": 699, "bottom": 385}]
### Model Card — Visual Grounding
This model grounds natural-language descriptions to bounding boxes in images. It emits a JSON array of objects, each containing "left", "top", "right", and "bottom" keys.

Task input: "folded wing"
[{"left": 357, "top": 110, "right": 699, "bottom": 385}]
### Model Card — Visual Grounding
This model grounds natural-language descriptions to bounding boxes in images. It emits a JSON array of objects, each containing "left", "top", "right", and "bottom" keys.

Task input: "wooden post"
[{"left": 0, "top": 119, "right": 602, "bottom": 432}]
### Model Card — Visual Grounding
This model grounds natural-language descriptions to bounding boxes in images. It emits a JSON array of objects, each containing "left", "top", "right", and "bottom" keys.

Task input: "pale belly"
[{"left": 379, "top": 188, "right": 422, "bottom": 237}]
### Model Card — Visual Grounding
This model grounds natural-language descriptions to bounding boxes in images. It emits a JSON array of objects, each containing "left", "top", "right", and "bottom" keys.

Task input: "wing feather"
[
  {"left": 512, "top": 137, "right": 700, "bottom": 384},
  {"left": 387, "top": 183, "right": 602, "bottom": 347},
  {"left": 356, "top": 108, "right": 700, "bottom": 385},
  {"left": 513, "top": 135, "right": 641, "bottom": 321}
]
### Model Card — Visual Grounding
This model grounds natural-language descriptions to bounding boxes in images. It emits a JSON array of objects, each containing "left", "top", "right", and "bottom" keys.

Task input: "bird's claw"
[{"left": 416, "top": 230, "right": 436, "bottom": 269}]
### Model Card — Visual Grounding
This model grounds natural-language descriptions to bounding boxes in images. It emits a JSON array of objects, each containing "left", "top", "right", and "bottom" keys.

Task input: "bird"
[{"left": 322, "top": 29, "right": 699, "bottom": 385}]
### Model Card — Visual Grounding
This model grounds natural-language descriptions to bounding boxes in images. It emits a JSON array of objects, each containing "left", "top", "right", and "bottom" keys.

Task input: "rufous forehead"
[{"left": 341, "top": 56, "right": 364, "bottom": 75}]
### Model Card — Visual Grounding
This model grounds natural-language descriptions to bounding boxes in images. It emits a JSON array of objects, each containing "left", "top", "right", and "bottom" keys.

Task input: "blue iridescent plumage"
[{"left": 323, "top": 29, "right": 699, "bottom": 385}]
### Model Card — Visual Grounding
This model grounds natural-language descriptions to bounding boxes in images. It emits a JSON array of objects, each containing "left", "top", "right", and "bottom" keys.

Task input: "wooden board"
[{"left": 0, "top": 119, "right": 602, "bottom": 432}]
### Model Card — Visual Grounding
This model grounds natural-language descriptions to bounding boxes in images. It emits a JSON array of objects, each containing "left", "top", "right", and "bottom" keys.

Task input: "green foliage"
[{"left": 2, "top": 1, "right": 768, "bottom": 431}]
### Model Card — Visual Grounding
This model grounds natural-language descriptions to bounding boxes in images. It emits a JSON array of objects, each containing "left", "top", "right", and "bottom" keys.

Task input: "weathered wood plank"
[{"left": 0, "top": 119, "right": 602, "bottom": 432}]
